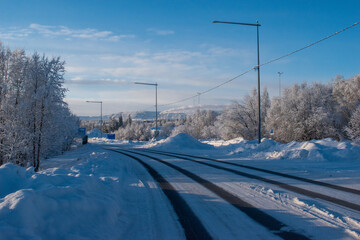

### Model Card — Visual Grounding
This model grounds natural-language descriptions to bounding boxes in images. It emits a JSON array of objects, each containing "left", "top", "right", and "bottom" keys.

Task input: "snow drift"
[
  {"left": 0, "top": 145, "right": 183, "bottom": 240},
  {"left": 150, "top": 133, "right": 214, "bottom": 150},
  {"left": 204, "top": 138, "right": 360, "bottom": 161}
]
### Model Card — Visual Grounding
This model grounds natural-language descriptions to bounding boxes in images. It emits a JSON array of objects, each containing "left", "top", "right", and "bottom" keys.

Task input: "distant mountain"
[
  {"left": 80, "top": 104, "right": 225, "bottom": 121},
  {"left": 161, "top": 105, "right": 225, "bottom": 115},
  {"left": 78, "top": 116, "right": 110, "bottom": 121},
  {"left": 108, "top": 111, "right": 186, "bottom": 121}
]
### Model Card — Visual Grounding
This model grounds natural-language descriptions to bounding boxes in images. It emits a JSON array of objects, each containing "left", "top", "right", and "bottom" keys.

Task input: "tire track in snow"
[
  {"left": 109, "top": 149, "right": 212, "bottom": 240},
  {"left": 141, "top": 149, "right": 360, "bottom": 195},
  {"left": 139, "top": 149, "right": 360, "bottom": 212},
  {"left": 115, "top": 148, "right": 309, "bottom": 240}
]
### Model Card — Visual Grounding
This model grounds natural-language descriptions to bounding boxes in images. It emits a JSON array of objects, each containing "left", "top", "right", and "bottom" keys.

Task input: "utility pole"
[
  {"left": 213, "top": 20, "right": 262, "bottom": 144},
  {"left": 197, "top": 92, "right": 201, "bottom": 110},
  {"left": 134, "top": 82, "right": 158, "bottom": 138},
  {"left": 278, "top": 72, "right": 283, "bottom": 98}
]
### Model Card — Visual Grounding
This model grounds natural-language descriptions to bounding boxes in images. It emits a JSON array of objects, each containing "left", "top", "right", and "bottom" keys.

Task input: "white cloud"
[
  {"left": 63, "top": 47, "right": 248, "bottom": 90},
  {"left": 0, "top": 24, "right": 134, "bottom": 42},
  {"left": 66, "top": 66, "right": 93, "bottom": 73},
  {"left": 65, "top": 78, "right": 132, "bottom": 85},
  {"left": 147, "top": 28, "right": 175, "bottom": 36},
  {"left": 0, "top": 27, "right": 32, "bottom": 40}
]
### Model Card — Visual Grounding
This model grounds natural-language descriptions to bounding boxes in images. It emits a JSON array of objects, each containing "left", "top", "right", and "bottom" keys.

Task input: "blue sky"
[{"left": 0, "top": 0, "right": 359, "bottom": 116}]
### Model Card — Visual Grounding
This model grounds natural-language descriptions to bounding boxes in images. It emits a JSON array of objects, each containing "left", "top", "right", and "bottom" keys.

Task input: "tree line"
[
  {"left": 88, "top": 73, "right": 360, "bottom": 143},
  {"left": 175, "top": 74, "right": 360, "bottom": 142},
  {"left": 0, "top": 42, "right": 79, "bottom": 171}
]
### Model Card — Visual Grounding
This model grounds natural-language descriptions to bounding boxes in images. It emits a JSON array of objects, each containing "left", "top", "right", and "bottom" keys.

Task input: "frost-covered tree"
[
  {"left": 0, "top": 42, "right": 79, "bottom": 170},
  {"left": 332, "top": 74, "right": 360, "bottom": 138},
  {"left": 125, "top": 114, "right": 132, "bottom": 127},
  {"left": 215, "top": 88, "right": 270, "bottom": 140},
  {"left": 118, "top": 115, "right": 123, "bottom": 128},
  {"left": 115, "top": 121, "right": 151, "bottom": 141},
  {"left": 345, "top": 105, "right": 360, "bottom": 140},
  {"left": 266, "top": 82, "right": 338, "bottom": 142},
  {"left": 109, "top": 116, "right": 121, "bottom": 132},
  {"left": 171, "top": 110, "right": 218, "bottom": 139},
  {"left": 159, "top": 122, "right": 175, "bottom": 138}
]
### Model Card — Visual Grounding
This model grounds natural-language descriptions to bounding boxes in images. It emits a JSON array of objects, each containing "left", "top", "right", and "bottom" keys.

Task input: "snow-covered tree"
[
  {"left": 109, "top": 116, "right": 121, "bottom": 132},
  {"left": 118, "top": 115, "right": 123, "bottom": 128},
  {"left": 345, "top": 105, "right": 360, "bottom": 140},
  {"left": 0, "top": 42, "right": 79, "bottom": 170},
  {"left": 171, "top": 110, "right": 218, "bottom": 139},
  {"left": 125, "top": 114, "right": 132, "bottom": 127},
  {"left": 115, "top": 121, "right": 151, "bottom": 141},
  {"left": 215, "top": 88, "right": 270, "bottom": 140},
  {"left": 332, "top": 74, "right": 360, "bottom": 138},
  {"left": 266, "top": 82, "right": 338, "bottom": 142}
]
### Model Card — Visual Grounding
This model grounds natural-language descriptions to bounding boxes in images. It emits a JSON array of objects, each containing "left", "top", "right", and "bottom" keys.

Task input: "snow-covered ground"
[{"left": 1, "top": 134, "right": 360, "bottom": 239}]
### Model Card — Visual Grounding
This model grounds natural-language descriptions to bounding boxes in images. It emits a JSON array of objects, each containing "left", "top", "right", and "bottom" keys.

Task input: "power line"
[
  {"left": 155, "top": 21, "right": 360, "bottom": 108},
  {"left": 160, "top": 67, "right": 255, "bottom": 107},
  {"left": 261, "top": 21, "right": 360, "bottom": 67}
]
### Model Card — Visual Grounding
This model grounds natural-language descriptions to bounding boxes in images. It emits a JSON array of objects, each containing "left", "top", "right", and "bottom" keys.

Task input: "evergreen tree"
[{"left": 118, "top": 115, "right": 123, "bottom": 128}]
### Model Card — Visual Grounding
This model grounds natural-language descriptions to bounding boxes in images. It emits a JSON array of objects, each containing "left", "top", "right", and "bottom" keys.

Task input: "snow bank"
[
  {"left": 206, "top": 138, "right": 360, "bottom": 161},
  {"left": 0, "top": 153, "right": 123, "bottom": 239},
  {"left": 0, "top": 145, "right": 183, "bottom": 240},
  {"left": 150, "top": 133, "right": 214, "bottom": 151}
]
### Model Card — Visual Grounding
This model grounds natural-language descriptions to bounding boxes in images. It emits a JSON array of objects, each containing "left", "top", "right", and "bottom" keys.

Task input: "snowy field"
[{"left": 1, "top": 134, "right": 360, "bottom": 239}]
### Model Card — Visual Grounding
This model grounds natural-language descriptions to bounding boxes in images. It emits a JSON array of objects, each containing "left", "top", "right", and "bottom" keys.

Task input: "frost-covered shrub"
[
  {"left": 159, "top": 122, "right": 175, "bottom": 138},
  {"left": 115, "top": 122, "right": 151, "bottom": 141}
]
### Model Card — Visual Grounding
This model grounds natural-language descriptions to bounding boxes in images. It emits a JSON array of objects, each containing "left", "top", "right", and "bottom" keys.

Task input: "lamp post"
[
  {"left": 134, "top": 82, "right": 158, "bottom": 138},
  {"left": 213, "top": 20, "right": 262, "bottom": 144},
  {"left": 197, "top": 92, "right": 201, "bottom": 110},
  {"left": 278, "top": 72, "right": 283, "bottom": 98},
  {"left": 86, "top": 100, "right": 103, "bottom": 138}
]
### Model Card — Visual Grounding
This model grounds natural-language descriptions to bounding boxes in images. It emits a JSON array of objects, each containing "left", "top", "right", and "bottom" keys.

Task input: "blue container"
[{"left": 107, "top": 133, "right": 116, "bottom": 139}]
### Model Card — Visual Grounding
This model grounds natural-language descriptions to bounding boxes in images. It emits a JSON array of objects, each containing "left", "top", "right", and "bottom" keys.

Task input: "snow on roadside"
[
  {"left": 142, "top": 133, "right": 214, "bottom": 151},
  {"left": 0, "top": 144, "right": 183, "bottom": 240},
  {"left": 134, "top": 133, "right": 360, "bottom": 162},
  {"left": 204, "top": 137, "right": 360, "bottom": 162}
]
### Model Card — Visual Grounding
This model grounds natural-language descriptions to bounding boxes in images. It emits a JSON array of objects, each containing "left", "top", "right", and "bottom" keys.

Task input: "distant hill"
[
  {"left": 80, "top": 104, "right": 225, "bottom": 121},
  {"left": 78, "top": 116, "right": 110, "bottom": 121}
]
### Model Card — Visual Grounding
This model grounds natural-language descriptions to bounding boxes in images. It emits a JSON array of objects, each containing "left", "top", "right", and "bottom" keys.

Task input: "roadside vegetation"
[{"left": 0, "top": 42, "right": 79, "bottom": 170}]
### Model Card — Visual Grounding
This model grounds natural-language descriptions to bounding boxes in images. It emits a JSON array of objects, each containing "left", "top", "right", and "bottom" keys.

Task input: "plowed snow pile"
[
  {"left": 205, "top": 138, "right": 360, "bottom": 161},
  {"left": 0, "top": 145, "right": 184, "bottom": 240},
  {"left": 150, "top": 133, "right": 214, "bottom": 150}
]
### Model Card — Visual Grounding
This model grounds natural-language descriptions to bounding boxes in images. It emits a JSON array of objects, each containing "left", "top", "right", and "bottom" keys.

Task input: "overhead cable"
[{"left": 158, "top": 21, "right": 360, "bottom": 107}]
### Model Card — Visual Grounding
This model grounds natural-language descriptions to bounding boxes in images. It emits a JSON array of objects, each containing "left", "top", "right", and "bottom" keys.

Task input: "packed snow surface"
[{"left": 1, "top": 134, "right": 360, "bottom": 239}]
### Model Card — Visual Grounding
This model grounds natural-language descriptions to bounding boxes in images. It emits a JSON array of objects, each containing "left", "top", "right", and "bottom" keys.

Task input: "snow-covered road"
[
  {"left": 105, "top": 146, "right": 360, "bottom": 239},
  {"left": 1, "top": 134, "right": 360, "bottom": 239}
]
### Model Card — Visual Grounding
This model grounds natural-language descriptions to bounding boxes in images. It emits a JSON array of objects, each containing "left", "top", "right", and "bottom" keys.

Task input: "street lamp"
[
  {"left": 134, "top": 82, "right": 159, "bottom": 138},
  {"left": 278, "top": 72, "right": 283, "bottom": 98},
  {"left": 197, "top": 92, "right": 201, "bottom": 110},
  {"left": 86, "top": 100, "right": 103, "bottom": 138},
  {"left": 213, "top": 20, "right": 262, "bottom": 144}
]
